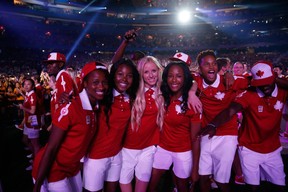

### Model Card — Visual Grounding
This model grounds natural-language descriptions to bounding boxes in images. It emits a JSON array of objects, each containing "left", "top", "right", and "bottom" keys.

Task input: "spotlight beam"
[
  {"left": 67, "top": 0, "right": 108, "bottom": 61},
  {"left": 79, "top": 0, "right": 97, "bottom": 14}
]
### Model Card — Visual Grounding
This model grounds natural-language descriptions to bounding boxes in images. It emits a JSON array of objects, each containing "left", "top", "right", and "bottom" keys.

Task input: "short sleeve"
[
  {"left": 30, "top": 93, "right": 37, "bottom": 107},
  {"left": 234, "top": 90, "right": 250, "bottom": 109},
  {"left": 55, "top": 72, "right": 75, "bottom": 103},
  {"left": 52, "top": 103, "right": 72, "bottom": 131}
]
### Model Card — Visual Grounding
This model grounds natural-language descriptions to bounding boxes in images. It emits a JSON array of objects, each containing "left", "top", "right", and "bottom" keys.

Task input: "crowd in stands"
[{"left": 0, "top": 24, "right": 288, "bottom": 191}]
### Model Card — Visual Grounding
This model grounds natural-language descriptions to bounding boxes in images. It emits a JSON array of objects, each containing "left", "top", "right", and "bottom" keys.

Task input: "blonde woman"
[{"left": 119, "top": 56, "right": 164, "bottom": 192}]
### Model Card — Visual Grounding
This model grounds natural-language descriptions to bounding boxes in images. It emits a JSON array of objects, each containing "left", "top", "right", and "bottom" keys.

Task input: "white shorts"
[
  {"left": 83, "top": 151, "right": 122, "bottom": 191},
  {"left": 23, "top": 125, "right": 40, "bottom": 139},
  {"left": 120, "top": 145, "right": 157, "bottom": 184},
  {"left": 153, "top": 146, "right": 192, "bottom": 179},
  {"left": 199, "top": 135, "right": 238, "bottom": 183},
  {"left": 34, "top": 171, "right": 82, "bottom": 192},
  {"left": 238, "top": 146, "right": 285, "bottom": 186}
]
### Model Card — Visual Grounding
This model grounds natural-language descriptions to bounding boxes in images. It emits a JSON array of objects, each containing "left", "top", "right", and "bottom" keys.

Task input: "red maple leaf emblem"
[
  {"left": 176, "top": 53, "right": 182, "bottom": 58},
  {"left": 256, "top": 70, "right": 264, "bottom": 77}
]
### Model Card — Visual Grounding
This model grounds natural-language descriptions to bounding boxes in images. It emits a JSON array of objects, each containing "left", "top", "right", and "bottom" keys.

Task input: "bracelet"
[{"left": 207, "top": 123, "right": 217, "bottom": 129}]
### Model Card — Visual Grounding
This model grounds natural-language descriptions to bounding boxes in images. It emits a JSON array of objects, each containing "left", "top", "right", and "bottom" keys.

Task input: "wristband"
[{"left": 207, "top": 123, "right": 217, "bottom": 129}]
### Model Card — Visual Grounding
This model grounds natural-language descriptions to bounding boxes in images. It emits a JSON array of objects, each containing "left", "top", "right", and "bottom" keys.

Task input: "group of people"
[{"left": 11, "top": 29, "right": 288, "bottom": 192}]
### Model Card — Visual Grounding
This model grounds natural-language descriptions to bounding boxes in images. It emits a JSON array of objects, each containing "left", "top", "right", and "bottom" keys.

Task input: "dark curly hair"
[
  {"left": 196, "top": 50, "right": 216, "bottom": 66},
  {"left": 104, "top": 58, "right": 140, "bottom": 126},
  {"left": 161, "top": 61, "right": 192, "bottom": 112}
]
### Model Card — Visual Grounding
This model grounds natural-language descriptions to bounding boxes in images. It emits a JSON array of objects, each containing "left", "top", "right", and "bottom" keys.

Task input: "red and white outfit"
[
  {"left": 23, "top": 90, "right": 41, "bottom": 139},
  {"left": 120, "top": 87, "right": 159, "bottom": 184},
  {"left": 51, "top": 70, "right": 78, "bottom": 118},
  {"left": 152, "top": 97, "right": 201, "bottom": 179},
  {"left": 195, "top": 74, "right": 243, "bottom": 183},
  {"left": 83, "top": 89, "right": 131, "bottom": 191},
  {"left": 32, "top": 89, "right": 98, "bottom": 192},
  {"left": 234, "top": 85, "right": 287, "bottom": 185}
]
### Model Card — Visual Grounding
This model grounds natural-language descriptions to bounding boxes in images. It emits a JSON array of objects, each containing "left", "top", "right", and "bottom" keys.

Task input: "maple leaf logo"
[
  {"left": 176, "top": 53, "right": 182, "bottom": 58},
  {"left": 124, "top": 96, "right": 130, "bottom": 103},
  {"left": 175, "top": 104, "right": 182, "bottom": 114},
  {"left": 256, "top": 70, "right": 264, "bottom": 77},
  {"left": 214, "top": 91, "right": 225, "bottom": 100},
  {"left": 274, "top": 100, "right": 283, "bottom": 111}
]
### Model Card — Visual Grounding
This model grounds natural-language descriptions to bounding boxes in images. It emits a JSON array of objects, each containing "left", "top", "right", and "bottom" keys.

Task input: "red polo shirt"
[
  {"left": 88, "top": 90, "right": 131, "bottom": 159},
  {"left": 159, "top": 98, "right": 201, "bottom": 152},
  {"left": 124, "top": 88, "right": 160, "bottom": 149},
  {"left": 235, "top": 85, "right": 288, "bottom": 153},
  {"left": 32, "top": 90, "right": 97, "bottom": 182}
]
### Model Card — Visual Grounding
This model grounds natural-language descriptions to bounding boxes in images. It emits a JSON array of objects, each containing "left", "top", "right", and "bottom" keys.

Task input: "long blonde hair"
[{"left": 131, "top": 56, "right": 164, "bottom": 131}]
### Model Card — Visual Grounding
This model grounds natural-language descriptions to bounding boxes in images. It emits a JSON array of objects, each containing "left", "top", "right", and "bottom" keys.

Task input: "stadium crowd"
[{"left": 1, "top": 28, "right": 288, "bottom": 192}]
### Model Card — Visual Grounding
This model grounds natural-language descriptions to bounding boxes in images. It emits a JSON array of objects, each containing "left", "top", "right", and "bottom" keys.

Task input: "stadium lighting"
[{"left": 178, "top": 10, "right": 191, "bottom": 24}]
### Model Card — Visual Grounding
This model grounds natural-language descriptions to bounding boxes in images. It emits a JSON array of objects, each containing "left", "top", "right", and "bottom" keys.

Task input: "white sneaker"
[
  {"left": 15, "top": 124, "right": 23, "bottom": 131},
  {"left": 26, "top": 154, "right": 33, "bottom": 158}
]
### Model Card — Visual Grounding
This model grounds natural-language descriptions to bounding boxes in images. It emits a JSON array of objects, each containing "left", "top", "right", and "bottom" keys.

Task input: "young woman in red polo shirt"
[
  {"left": 149, "top": 61, "right": 201, "bottom": 192},
  {"left": 19, "top": 78, "right": 41, "bottom": 161},
  {"left": 32, "top": 62, "right": 109, "bottom": 192},
  {"left": 83, "top": 58, "right": 140, "bottom": 192},
  {"left": 119, "top": 56, "right": 164, "bottom": 192}
]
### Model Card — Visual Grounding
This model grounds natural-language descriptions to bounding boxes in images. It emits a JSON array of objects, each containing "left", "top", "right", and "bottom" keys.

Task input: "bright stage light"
[{"left": 178, "top": 10, "right": 191, "bottom": 24}]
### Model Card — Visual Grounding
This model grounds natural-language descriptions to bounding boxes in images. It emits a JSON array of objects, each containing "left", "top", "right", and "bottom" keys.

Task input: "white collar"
[
  {"left": 144, "top": 86, "right": 156, "bottom": 92},
  {"left": 26, "top": 90, "right": 34, "bottom": 97},
  {"left": 79, "top": 89, "right": 95, "bottom": 110},
  {"left": 256, "top": 84, "right": 278, "bottom": 98},
  {"left": 203, "top": 74, "right": 220, "bottom": 89},
  {"left": 113, "top": 89, "right": 129, "bottom": 99},
  {"left": 55, "top": 69, "right": 66, "bottom": 81}
]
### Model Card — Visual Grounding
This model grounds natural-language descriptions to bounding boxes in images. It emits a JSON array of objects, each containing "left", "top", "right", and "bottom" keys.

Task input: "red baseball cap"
[
  {"left": 250, "top": 61, "right": 276, "bottom": 86},
  {"left": 81, "top": 61, "right": 107, "bottom": 81},
  {"left": 170, "top": 52, "right": 192, "bottom": 67},
  {"left": 43, "top": 52, "right": 66, "bottom": 63},
  {"left": 79, "top": 61, "right": 107, "bottom": 92}
]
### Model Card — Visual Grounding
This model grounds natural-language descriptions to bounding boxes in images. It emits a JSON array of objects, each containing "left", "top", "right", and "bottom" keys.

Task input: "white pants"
[{"left": 34, "top": 171, "right": 82, "bottom": 192}]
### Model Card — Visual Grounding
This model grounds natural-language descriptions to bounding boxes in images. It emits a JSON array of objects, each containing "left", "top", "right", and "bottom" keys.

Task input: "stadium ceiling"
[{"left": 3, "top": 0, "right": 288, "bottom": 27}]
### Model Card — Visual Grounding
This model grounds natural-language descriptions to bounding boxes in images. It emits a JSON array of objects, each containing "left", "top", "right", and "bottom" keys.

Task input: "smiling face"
[
  {"left": 114, "top": 64, "right": 133, "bottom": 93},
  {"left": 167, "top": 65, "right": 184, "bottom": 98},
  {"left": 84, "top": 70, "right": 109, "bottom": 105},
  {"left": 233, "top": 62, "right": 244, "bottom": 76},
  {"left": 199, "top": 54, "right": 218, "bottom": 85},
  {"left": 143, "top": 61, "right": 159, "bottom": 88},
  {"left": 23, "top": 79, "right": 34, "bottom": 92}
]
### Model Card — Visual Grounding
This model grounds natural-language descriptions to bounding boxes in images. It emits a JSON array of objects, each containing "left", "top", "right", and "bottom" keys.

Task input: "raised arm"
[
  {"left": 276, "top": 77, "right": 288, "bottom": 89},
  {"left": 111, "top": 28, "right": 140, "bottom": 64}
]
